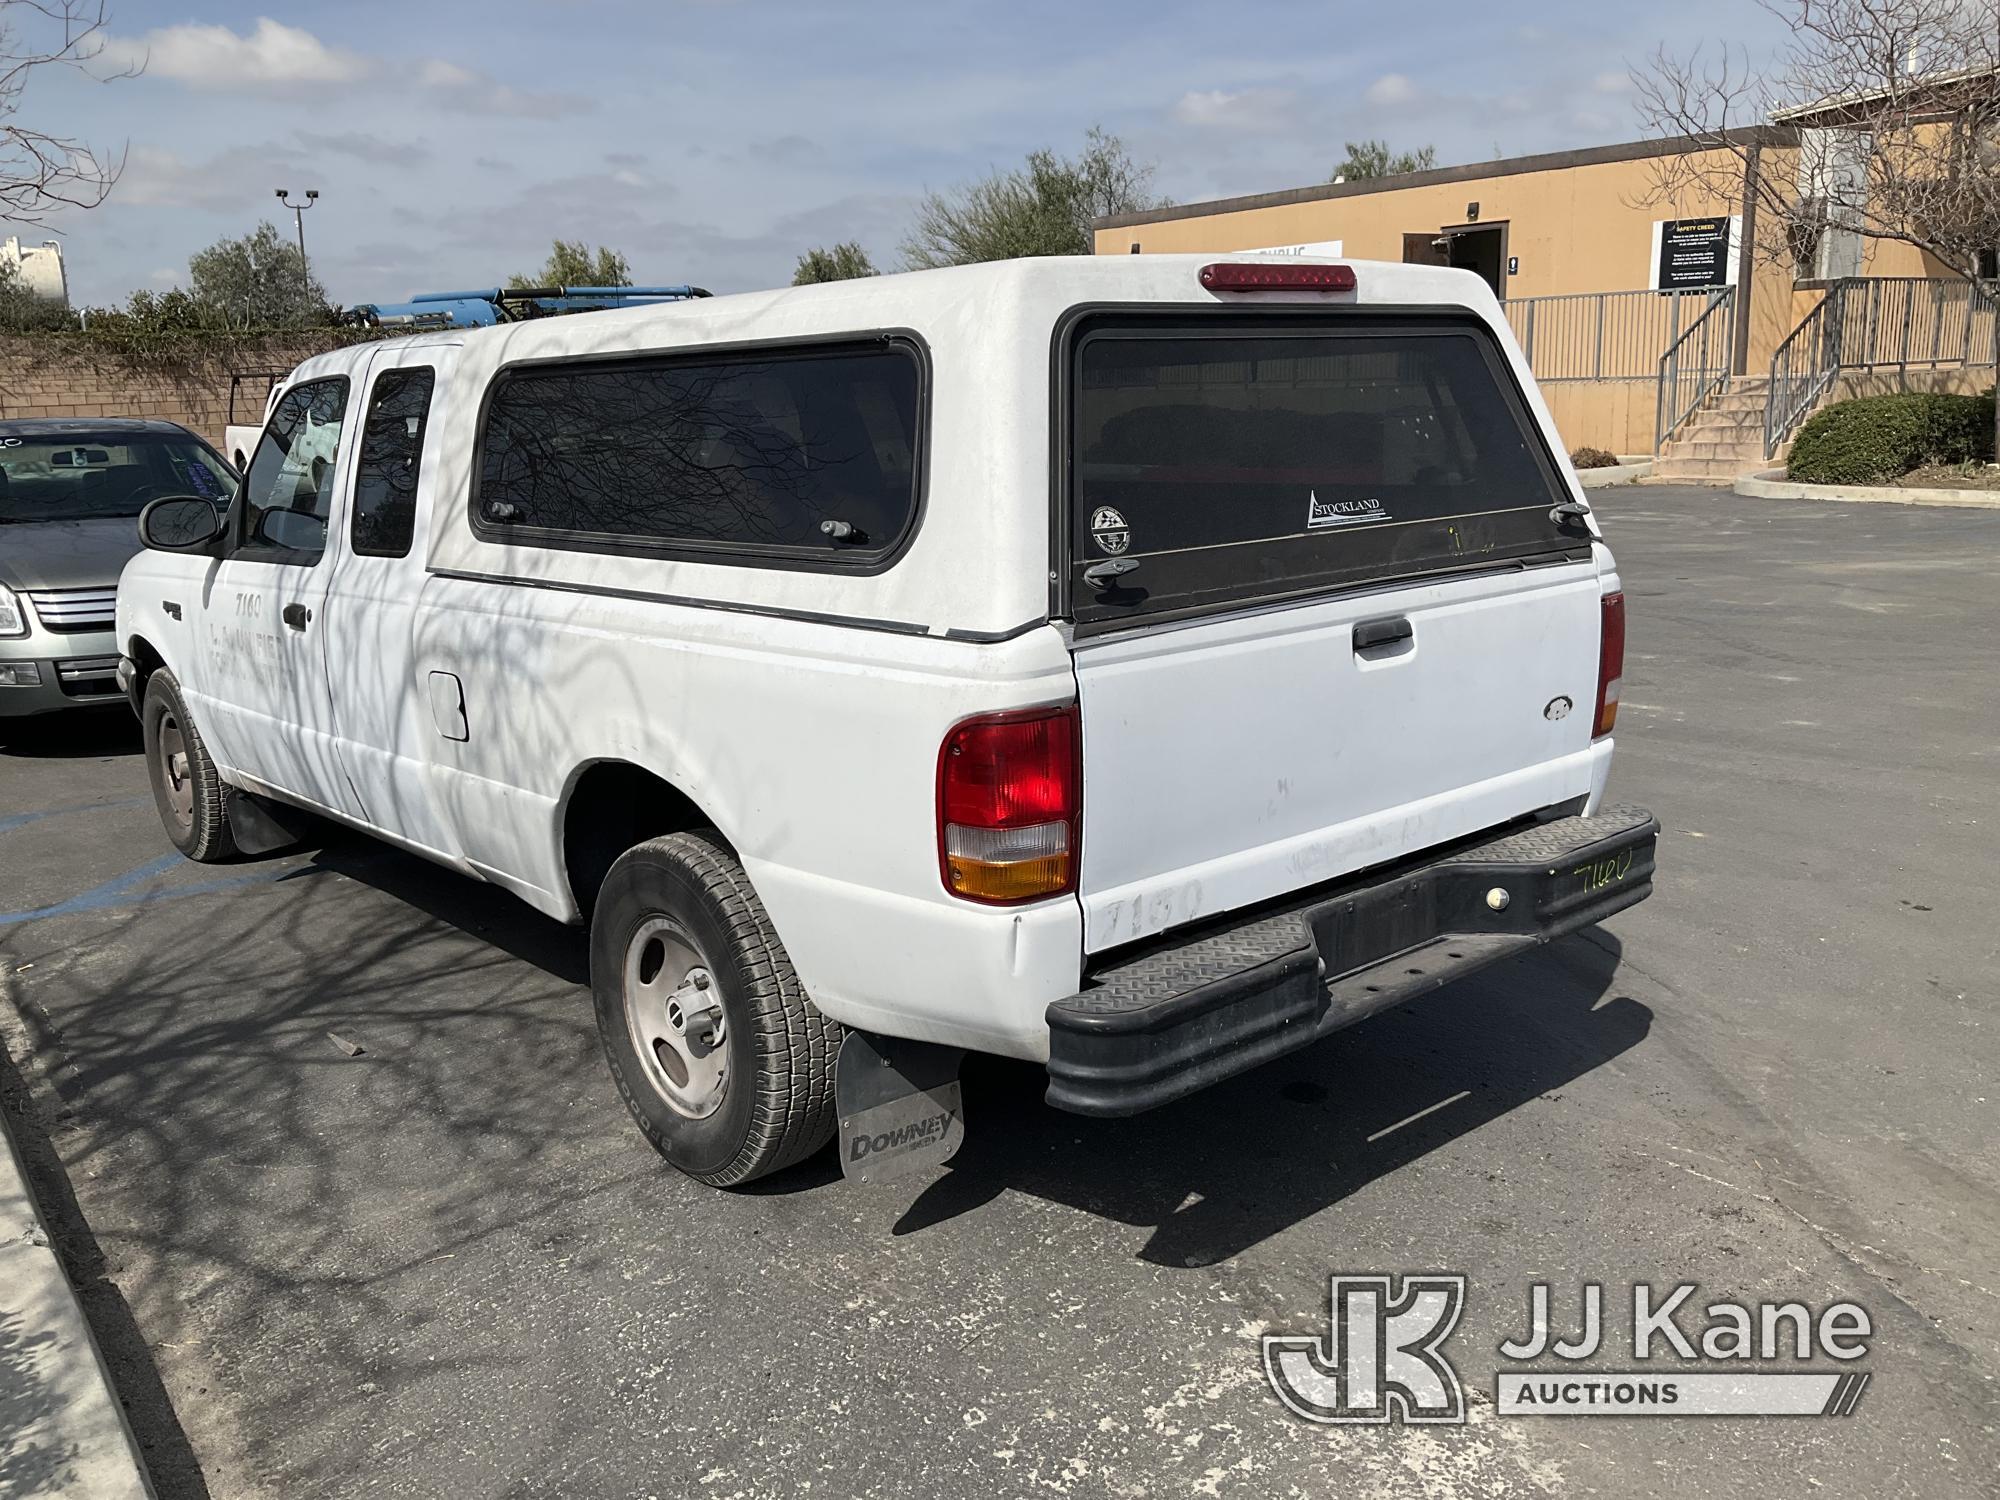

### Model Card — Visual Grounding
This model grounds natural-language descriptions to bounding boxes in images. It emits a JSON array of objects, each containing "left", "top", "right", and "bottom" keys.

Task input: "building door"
[
  {"left": 1402, "top": 232, "right": 1447, "bottom": 266},
  {"left": 1407, "top": 225, "right": 1509, "bottom": 297},
  {"left": 1443, "top": 225, "right": 1507, "bottom": 297}
]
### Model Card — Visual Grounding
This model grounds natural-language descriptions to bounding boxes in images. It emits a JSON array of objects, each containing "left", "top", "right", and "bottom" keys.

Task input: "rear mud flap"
[
  {"left": 835, "top": 1031, "right": 966, "bottom": 1184},
  {"left": 224, "top": 787, "right": 314, "bottom": 856}
]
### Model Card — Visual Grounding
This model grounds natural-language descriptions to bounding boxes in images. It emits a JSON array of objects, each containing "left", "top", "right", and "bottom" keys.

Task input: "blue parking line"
[
  {"left": 0, "top": 796, "right": 152, "bottom": 836},
  {"left": 0, "top": 855, "right": 315, "bottom": 928}
]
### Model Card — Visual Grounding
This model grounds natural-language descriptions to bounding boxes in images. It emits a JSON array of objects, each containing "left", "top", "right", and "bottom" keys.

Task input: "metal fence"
[
  {"left": 1765, "top": 277, "right": 1998, "bottom": 455},
  {"left": 1822, "top": 276, "right": 1998, "bottom": 371},
  {"left": 1505, "top": 287, "right": 1737, "bottom": 384}
]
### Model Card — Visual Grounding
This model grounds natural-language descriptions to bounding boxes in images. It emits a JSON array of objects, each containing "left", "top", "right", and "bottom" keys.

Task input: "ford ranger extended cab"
[{"left": 116, "top": 256, "right": 1657, "bottom": 1188}]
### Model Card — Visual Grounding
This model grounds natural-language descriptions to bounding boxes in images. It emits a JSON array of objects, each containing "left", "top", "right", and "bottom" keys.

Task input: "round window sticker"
[{"left": 1090, "top": 506, "right": 1131, "bottom": 556}]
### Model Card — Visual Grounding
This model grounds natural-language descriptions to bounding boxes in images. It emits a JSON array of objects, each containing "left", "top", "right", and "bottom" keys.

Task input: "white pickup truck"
[{"left": 116, "top": 256, "right": 1657, "bottom": 1188}]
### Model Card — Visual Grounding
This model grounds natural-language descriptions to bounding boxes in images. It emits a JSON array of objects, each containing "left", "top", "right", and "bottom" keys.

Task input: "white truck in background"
[{"left": 116, "top": 255, "right": 1657, "bottom": 1188}]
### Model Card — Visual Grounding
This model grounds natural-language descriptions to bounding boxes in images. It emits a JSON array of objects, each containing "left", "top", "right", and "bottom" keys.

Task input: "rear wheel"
[
  {"left": 590, "top": 832, "right": 840, "bottom": 1186},
  {"left": 141, "top": 670, "right": 236, "bottom": 862}
]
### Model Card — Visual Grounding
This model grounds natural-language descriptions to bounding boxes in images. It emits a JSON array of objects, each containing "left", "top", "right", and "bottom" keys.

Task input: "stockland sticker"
[
  {"left": 1090, "top": 506, "right": 1131, "bottom": 555},
  {"left": 1308, "top": 489, "right": 1389, "bottom": 529}
]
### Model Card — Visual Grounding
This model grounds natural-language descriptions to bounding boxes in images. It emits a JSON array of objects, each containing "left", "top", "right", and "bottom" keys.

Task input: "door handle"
[
  {"left": 1353, "top": 616, "right": 1413, "bottom": 653},
  {"left": 282, "top": 602, "right": 311, "bottom": 631}
]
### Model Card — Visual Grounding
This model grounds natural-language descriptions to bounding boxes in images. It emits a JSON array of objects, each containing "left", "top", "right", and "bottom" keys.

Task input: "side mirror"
[
  {"left": 252, "top": 507, "right": 326, "bottom": 553},
  {"left": 138, "top": 496, "right": 223, "bottom": 553}
]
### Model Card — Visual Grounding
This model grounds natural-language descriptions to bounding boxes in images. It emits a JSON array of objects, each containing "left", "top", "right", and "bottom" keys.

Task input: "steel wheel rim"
[
  {"left": 622, "top": 915, "right": 729, "bottom": 1120},
  {"left": 158, "top": 714, "right": 195, "bottom": 829}
]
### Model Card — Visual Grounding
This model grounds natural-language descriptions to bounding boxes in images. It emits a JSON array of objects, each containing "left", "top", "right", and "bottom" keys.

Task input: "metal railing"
[
  {"left": 1764, "top": 291, "right": 1846, "bottom": 458},
  {"left": 1654, "top": 287, "right": 1737, "bottom": 449},
  {"left": 1764, "top": 278, "right": 1999, "bottom": 456},
  {"left": 1505, "top": 287, "right": 1736, "bottom": 384}
]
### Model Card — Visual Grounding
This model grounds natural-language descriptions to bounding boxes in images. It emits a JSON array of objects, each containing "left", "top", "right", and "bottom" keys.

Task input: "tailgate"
[
  {"left": 1073, "top": 565, "right": 1602, "bottom": 950},
  {"left": 1062, "top": 307, "right": 1601, "bottom": 953}
]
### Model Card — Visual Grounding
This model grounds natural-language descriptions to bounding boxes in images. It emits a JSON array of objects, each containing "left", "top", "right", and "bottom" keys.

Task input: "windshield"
[{"left": 0, "top": 432, "right": 237, "bottom": 524}]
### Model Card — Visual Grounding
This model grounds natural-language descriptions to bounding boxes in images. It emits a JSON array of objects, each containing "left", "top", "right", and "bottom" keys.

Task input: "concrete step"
[
  {"left": 1653, "top": 455, "right": 1756, "bottom": 479},
  {"left": 1710, "top": 392, "right": 1773, "bottom": 413},
  {"left": 1661, "top": 440, "right": 1766, "bottom": 464},
  {"left": 1680, "top": 408, "right": 1767, "bottom": 432},
  {"left": 1667, "top": 429, "right": 1764, "bottom": 452}
]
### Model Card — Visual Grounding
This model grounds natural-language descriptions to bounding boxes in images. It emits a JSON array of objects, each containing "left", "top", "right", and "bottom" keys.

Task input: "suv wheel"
[
  {"left": 590, "top": 831, "right": 840, "bottom": 1186},
  {"left": 141, "top": 670, "right": 237, "bottom": 862}
]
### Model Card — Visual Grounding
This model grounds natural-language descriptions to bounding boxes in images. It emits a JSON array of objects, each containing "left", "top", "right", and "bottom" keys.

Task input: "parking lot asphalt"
[{"left": 1, "top": 484, "right": 1995, "bottom": 1500}]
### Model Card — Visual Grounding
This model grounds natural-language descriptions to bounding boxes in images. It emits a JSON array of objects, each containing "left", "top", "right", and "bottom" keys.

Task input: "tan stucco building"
[{"left": 1095, "top": 128, "right": 1952, "bottom": 455}]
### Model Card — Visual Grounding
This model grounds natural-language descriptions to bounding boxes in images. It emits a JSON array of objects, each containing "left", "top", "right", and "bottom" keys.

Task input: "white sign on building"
[{"left": 1238, "top": 240, "right": 1345, "bottom": 258}]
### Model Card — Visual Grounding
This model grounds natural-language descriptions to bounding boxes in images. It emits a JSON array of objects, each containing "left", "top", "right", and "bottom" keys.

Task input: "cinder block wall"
[{"left": 0, "top": 336, "right": 362, "bottom": 458}]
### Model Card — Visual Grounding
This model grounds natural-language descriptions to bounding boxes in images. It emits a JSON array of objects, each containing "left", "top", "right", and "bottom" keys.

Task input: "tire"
[
  {"left": 141, "top": 670, "right": 237, "bottom": 862},
  {"left": 591, "top": 831, "right": 840, "bottom": 1186}
]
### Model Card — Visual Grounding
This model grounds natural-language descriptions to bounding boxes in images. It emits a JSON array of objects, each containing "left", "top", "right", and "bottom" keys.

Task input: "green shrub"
[
  {"left": 1787, "top": 390, "right": 1996, "bottom": 485},
  {"left": 1569, "top": 446, "right": 1619, "bottom": 469}
]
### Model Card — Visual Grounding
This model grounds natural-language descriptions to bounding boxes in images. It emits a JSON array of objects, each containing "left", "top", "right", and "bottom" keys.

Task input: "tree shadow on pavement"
[{"left": 893, "top": 931, "right": 1649, "bottom": 1267}]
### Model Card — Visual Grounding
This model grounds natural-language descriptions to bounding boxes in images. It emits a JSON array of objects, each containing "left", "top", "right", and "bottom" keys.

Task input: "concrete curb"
[
  {"left": 1736, "top": 468, "right": 2000, "bottom": 510},
  {"left": 0, "top": 1091, "right": 155, "bottom": 1499},
  {"left": 1578, "top": 457, "right": 1654, "bottom": 487}
]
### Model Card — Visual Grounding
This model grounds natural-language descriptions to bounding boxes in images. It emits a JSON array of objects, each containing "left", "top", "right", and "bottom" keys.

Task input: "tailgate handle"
[{"left": 1353, "top": 616, "right": 1413, "bottom": 653}]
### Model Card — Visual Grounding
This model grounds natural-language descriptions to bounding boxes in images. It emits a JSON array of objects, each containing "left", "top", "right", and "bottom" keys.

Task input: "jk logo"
[{"left": 1263, "top": 1275, "right": 1467, "bottom": 1424}]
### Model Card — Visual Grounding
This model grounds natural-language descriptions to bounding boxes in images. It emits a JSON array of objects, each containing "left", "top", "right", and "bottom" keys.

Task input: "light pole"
[{"left": 274, "top": 187, "right": 319, "bottom": 300}]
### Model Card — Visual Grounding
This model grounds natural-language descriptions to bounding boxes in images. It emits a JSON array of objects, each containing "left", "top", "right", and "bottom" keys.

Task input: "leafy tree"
[
  {"left": 509, "top": 238, "right": 632, "bottom": 289},
  {"left": 793, "top": 241, "right": 878, "bottom": 284},
  {"left": 187, "top": 222, "right": 330, "bottom": 329},
  {"left": 1330, "top": 140, "right": 1438, "bottom": 182},
  {"left": 902, "top": 127, "right": 1165, "bottom": 268}
]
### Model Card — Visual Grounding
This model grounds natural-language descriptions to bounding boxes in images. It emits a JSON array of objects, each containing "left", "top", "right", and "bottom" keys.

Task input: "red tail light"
[
  {"left": 1200, "top": 262, "right": 1357, "bottom": 293},
  {"left": 1594, "top": 591, "right": 1625, "bottom": 737},
  {"left": 937, "top": 705, "right": 1081, "bottom": 905}
]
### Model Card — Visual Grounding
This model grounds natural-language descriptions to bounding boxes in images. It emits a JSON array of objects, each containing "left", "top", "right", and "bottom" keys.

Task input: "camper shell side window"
[{"left": 469, "top": 334, "right": 928, "bottom": 573}]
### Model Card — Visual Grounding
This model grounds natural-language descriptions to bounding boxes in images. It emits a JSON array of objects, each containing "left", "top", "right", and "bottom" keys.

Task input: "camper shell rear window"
[{"left": 1062, "top": 311, "right": 1586, "bottom": 630}]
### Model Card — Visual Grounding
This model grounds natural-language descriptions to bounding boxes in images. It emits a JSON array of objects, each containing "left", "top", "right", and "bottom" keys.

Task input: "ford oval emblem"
[{"left": 1544, "top": 695, "right": 1574, "bottom": 722}]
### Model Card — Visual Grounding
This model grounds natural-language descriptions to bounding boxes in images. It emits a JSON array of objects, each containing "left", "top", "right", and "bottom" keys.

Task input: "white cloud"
[
  {"left": 1364, "top": 73, "right": 1418, "bottom": 107},
  {"left": 100, "top": 18, "right": 367, "bottom": 89},
  {"left": 1172, "top": 87, "right": 1296, "bottom": 131},
  {"left": 100, "top": 18, "right": 586, "bottom": 117},
  {"left": 418, "top": 58, "right": 590, "bottom": 119},
  {"left": 1591, "top": 71, "right": 1632, "bottom": 95}
]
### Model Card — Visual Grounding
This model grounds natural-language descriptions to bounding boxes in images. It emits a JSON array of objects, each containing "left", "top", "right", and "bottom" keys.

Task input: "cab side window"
[
  {"left": 236, "top": 377, "right": 350, "bottom": 564},
  {"left": 351, "top": 367, "right": 435, "bottom": 558}
]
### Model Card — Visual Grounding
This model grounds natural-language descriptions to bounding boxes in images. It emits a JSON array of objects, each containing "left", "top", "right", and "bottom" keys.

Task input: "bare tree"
[
  {"left": 1, "top": 0, "right": 132, "bottom": 221},
  {"left": 1633, "top": 0, "right": 2000, "bottom": 450}
]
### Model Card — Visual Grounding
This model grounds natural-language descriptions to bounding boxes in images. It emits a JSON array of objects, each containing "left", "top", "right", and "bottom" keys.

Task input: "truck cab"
[{"left": 118, "top": 255, "right": 1656, "bottom": 1188}]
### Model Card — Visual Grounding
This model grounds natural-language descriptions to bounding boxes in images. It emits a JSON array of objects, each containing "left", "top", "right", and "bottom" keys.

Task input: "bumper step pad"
[{"left": 1045, "top": 805, "right": 1658, "bottom": 1116}]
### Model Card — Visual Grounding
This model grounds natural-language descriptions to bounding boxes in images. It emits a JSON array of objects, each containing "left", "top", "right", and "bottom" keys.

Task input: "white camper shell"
[{"left": 118, "top": 255, "right": 1657, "bottom": 1187}]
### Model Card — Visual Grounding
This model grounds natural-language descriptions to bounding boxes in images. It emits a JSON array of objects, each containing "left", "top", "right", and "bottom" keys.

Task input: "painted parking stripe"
[
  {"left": 0, "top": 855, "right": 321, "bottom": 928},
  {"left": 0, "top": 796, "right": 152, "bottom": 836}
]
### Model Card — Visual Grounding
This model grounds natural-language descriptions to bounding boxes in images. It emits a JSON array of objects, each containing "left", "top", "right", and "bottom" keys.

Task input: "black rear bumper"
[{"left": 1045, "top": 804, "right": 1658, "bottom": 1116}]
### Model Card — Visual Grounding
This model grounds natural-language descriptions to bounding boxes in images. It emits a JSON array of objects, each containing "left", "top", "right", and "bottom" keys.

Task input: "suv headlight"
[{"left": 0, "top": 586, "right": 26, "bottom": 639}]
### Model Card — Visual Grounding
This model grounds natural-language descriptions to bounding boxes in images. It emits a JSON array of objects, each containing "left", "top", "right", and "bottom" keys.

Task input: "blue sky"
[{"left": 19, "top": 0, "right": 1792, "bottom": 308}]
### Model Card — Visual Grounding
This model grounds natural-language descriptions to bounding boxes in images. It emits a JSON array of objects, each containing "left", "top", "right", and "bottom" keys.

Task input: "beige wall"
[
  {"left": 1098, "top": 150, "right": 1752, "bottom": 300},
  {"left": 0, "top": 335, "right": 356, "bottom": 452}
]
